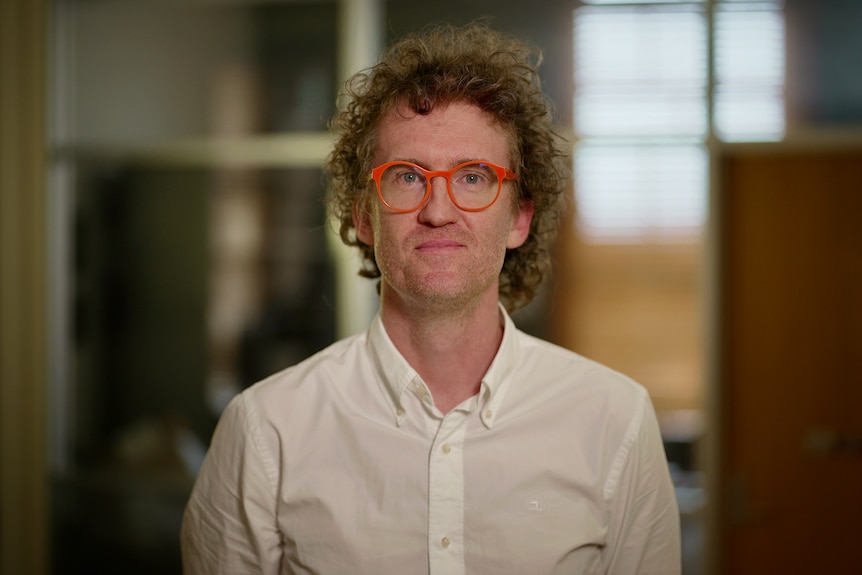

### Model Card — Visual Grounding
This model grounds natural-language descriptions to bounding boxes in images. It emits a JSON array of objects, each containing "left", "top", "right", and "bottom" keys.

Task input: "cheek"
[{"left": 361, "top": 214, "right": 403, "bottom": 270}]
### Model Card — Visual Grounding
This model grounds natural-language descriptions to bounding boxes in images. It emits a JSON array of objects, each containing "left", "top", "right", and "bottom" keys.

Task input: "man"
[{"left": 182, "top": 22, "right": 680, "bottom": 574}]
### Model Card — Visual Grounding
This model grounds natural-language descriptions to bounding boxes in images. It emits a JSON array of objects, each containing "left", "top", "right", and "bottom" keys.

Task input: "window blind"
[{"left": 573, "top": 0, "right": 784, "bottom": 241}]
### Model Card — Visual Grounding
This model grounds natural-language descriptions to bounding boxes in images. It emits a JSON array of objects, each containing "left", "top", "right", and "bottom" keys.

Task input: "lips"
[{"left": 415, "top": 239, "right": 465, "bottom": 251}]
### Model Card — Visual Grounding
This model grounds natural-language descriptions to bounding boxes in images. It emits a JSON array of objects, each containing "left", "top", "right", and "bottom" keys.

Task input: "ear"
[
  {"left": 353, "top": 198, "right": 375, "bottom": 245},
  {"left": 506, "top": 200, "right": 534, "bottom": 249}
]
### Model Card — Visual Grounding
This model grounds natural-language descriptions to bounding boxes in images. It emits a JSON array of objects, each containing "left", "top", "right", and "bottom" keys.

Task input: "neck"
[{"left": 380, "top": 285, "right": 504, "bottom": 413}]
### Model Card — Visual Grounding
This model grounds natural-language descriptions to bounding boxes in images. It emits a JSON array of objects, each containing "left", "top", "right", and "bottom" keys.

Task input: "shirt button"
[
  {"left": 441, "top": 537, "right": 451, "bottom": 548},
  {"left": 396, "top": 407, "right": 405, "bottom": 417},
  {"left": 484, "top": 409, "right": 493, "bottom": 419},
  {"left": 441, "top": 443, "right": 451, "bottom": 455}
]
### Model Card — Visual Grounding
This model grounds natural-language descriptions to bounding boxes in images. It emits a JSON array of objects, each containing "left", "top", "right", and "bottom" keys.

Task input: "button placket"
[{"left": 427, "top": 411, "right": 468, "bottom": 575}]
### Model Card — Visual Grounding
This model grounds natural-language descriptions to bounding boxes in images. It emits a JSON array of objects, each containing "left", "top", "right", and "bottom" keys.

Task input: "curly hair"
[{"left": 326, "top": 22, "right": 570, "bottom": 312}]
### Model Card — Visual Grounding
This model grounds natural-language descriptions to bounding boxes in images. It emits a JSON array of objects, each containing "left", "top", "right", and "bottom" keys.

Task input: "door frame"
[{"left": 0, "top": 0, "right": 50, "bottom": 573}]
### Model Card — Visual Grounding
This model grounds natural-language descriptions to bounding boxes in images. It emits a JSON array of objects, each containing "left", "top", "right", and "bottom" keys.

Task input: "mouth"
[{"left": 415, "top": 239, "right": 465, "bottom": 252}]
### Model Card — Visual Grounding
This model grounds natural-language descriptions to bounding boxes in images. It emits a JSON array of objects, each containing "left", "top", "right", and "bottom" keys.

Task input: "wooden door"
[{"left": 719, "top": 146, "right": 862, "bottom": 574}]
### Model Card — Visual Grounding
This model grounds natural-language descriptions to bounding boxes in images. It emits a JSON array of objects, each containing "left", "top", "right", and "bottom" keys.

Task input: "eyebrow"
[{"left": 391, "top": 158, "right": 486, "bottom": 170}]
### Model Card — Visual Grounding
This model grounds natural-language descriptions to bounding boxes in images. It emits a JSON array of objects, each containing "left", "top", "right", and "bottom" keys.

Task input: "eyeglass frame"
[{"left": 368, "top": 160, "right": 518, "bottom": 213}]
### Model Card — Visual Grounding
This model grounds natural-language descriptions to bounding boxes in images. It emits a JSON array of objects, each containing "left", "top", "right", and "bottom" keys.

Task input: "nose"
[{"left": 417, "top": 175, "right": 459, "bottom": 226}]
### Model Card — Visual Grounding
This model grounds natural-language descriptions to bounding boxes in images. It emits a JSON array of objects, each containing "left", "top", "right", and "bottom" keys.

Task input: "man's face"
[{"left": 354, "top": 100, "right": 533, "bottom": 312}]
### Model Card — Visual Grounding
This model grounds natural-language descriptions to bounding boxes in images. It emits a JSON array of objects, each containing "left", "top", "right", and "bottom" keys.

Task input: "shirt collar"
[
  {"left": 367, "top": 314, "right": 417, "bottom": 426},
  {"left": 476, "top": 303, "right": 521, "bottom": 429},
  {"left": 366, "top": 303, "right": 522, "bottom": 429}
]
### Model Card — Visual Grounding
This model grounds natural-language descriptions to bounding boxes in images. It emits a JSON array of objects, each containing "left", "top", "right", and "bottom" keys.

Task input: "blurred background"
[{"left": 1, "top": 0, "right": 860, "bottom": 574}]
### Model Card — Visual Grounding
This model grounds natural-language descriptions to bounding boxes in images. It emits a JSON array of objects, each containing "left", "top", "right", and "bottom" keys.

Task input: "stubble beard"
[{"left": 379, "top": 248, "right": 504, "bottom": 319}]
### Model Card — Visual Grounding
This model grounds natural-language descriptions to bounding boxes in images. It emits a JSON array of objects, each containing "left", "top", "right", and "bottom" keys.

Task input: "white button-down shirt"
[{"left": 182, "top": 309, "right": 680, "bottom": 574}]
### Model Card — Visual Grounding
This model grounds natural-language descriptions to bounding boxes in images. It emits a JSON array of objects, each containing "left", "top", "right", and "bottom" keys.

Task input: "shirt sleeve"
[
  {"left": 602, "top": 391, "right": 681, "bottom": 575},
  {"left": 181, "top": 392, "right": 283, "bottom": 574}
]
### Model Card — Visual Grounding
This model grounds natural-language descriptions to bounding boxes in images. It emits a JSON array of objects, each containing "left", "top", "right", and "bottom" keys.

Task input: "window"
[
  {"left": 573, "top": 0, "right": 785, "bottom": 242},
  {"left": 714, "top": 2, "right": 786, "bottom": 141}
]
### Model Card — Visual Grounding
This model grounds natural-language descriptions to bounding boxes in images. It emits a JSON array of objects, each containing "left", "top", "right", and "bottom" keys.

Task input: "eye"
[
  {"left": 455, "top": 165, "right": 493, "bottom": 187},
  {"left": 383, "top": 164, "right": 425, "bottom": 187}
]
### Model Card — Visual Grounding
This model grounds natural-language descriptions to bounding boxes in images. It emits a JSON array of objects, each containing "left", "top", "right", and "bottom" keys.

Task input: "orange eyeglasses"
[{"left": 368, "top": 160, "right": 517, "bottom": 213}]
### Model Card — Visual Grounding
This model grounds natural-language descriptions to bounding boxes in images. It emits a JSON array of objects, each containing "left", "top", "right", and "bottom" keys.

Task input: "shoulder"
[
  {"left": 514, "top": 329, "right": 649, "bottom": 408},
  {"left": 504, "top": 329, "right": 654, "bottom": 460},
  {"left": 233, "top": 332, "right": 370, "bottom": 427}
]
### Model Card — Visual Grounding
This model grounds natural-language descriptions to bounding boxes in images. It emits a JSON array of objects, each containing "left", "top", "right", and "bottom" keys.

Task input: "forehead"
[{"left": 374, "top": 100, "right": 513, "bottom": 166}]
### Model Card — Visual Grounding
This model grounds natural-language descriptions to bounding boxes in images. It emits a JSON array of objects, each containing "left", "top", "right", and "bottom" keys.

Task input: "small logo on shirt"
[{"left": 526, "top": 499, "right": 542, "bottom": 511}]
